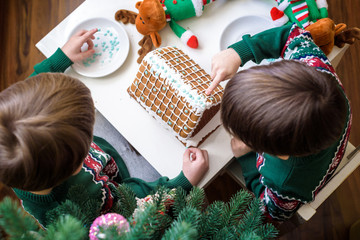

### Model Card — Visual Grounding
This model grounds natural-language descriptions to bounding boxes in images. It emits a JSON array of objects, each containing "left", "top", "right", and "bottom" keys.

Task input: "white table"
[{"left": 36, "top": 0, "right": 347, "bottom": 187}]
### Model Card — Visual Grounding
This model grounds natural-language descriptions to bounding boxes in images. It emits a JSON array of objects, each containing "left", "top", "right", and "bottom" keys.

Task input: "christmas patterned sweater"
[
  {"left": 13, "top": 49, "right": 192, "bottom": 228},
  {"left": 229, "top": 24, "right": 352, "bottom": 221}
]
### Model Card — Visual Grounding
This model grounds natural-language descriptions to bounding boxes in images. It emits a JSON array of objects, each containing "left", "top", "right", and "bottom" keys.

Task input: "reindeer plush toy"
[
  {"left": 115, "top": 0, "right": 215, "bottom": 63},
  {"left": 269, "top": 0, "right": 360, "bottom": 55}
]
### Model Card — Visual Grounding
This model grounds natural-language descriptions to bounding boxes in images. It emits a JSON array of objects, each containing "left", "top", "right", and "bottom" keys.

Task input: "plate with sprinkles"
[{"left": 69, "top": 17, "right": 130, "bottom": 78}]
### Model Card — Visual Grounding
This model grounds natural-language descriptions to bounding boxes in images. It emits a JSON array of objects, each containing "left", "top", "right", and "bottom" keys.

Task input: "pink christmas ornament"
[{"left": 89, "top": 213, "right": 129, "bottom": 240}]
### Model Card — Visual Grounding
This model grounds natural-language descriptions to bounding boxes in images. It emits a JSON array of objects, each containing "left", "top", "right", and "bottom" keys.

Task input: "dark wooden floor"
[{"left": 0, "top": 1, "right": 359, "bottom": 239}]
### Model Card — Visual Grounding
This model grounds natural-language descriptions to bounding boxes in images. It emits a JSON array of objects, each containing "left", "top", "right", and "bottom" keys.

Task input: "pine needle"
[
  {"left": 112, "top": 184, "right": 137, "bottom": 219},
  {"left": 45, "top": 215, "right": 87, "bottom": 240},
  {"left": 0, "top": 197, "right": 42, "bottom": 239},
  {"left": 172, "top": 187, "right": 187, "bottom": 218},
  {"left": 186, "top": 187, "right": 205, "bottom": 212},
  {"left": 161, "top": 221, "right": 197, "bottom": 240}
]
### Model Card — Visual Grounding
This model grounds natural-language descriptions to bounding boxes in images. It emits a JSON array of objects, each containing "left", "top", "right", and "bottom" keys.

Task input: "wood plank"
[
  {"left": 329, "top": 0, "right": 360, "bottom": 146},
  {"left": 0, "top": 1, "right": 359, "bottom": 239},
  {"left": 0, "top": 0, "right": 84, "bottom": 90}
]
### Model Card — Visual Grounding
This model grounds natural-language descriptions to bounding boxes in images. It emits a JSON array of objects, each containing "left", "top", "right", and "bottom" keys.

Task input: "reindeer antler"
[
  {"left": 114, "top": 9, "right": 154, "bottom": 64},
  {"left": 115, "top": 10, "right": 137, "bottom": 24},
  {"left": 137, "top": 35, "right": 154, "bottom": 63},
  {"left": 335, "top": 27, "right": 360, "bottom": 48}
]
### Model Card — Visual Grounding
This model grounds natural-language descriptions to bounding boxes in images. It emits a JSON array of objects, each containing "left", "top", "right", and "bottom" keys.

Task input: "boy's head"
[
  {"left": 221, "top": 60, "right": 347, "bottom": 157},
  {"left": 0, "top": 73, "right": 95, "bottom": 191}
]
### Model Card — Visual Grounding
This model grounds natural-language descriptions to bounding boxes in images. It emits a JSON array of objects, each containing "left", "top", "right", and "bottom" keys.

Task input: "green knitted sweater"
[
  {"left": 13, "top": 49, "right": 192, "bottom": 228},
  {"left": 229, "top": 24, "right": 351, "bottom": 221}
]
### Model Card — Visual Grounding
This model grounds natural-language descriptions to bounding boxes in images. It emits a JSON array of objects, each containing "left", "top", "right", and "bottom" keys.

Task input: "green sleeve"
[
  {"left": 123, "top": 171, "right": 193, "bottom": 198},
  {"left": 93, "top": 136, "right": 193, "bottom": 198},
  {"left": 236, "top": 152, "right": 264, "bottom": 197},
  {"left": 29, "top": 48, "right": 73, "bottom": 77},
  {"left": 229, "top": 24, "right": 292, "bottom": 66}
]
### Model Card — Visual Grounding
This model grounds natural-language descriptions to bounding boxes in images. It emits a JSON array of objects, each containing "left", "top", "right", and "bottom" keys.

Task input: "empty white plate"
[{"left": 220, "top": 15, "right": 275, "bottom": 50}]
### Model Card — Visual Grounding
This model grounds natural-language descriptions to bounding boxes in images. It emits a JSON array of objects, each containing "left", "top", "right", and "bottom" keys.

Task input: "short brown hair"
[
  {"left": 0, "top": 73, "right": 95, "bottom": 191},
  {"left": 221, "top": 60, "right": 347, "bottom": 156}
]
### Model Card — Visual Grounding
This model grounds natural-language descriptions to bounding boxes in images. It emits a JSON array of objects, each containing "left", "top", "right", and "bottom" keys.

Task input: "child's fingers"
[
  {"left": 205, "top": 83, "right": 215, "bottom": 95},
  {"left": 206, "top": 74, "right": 222, "bottom": 95},
  {"left": 186, "top": 148, "right": 199, "bottom": 162},
  {"left": 191, "top": 148, "right": 209, "bottom": 163},
  {"left": 197, "top": 149, "right": 209, "bottom": 165},
  {"left": 201, "top": 150, "right": 209, "bottom": 162},
  {"left": 80, "top": 28, "right": 98, "bottom": 41},
  {"left": 199, "top": 149, "right": 209, "bottom": 170},
  {"left": 183, "top": 148, "right": 192, "bottom": 162},
  {"left": 190, "top": 152, "right": 195, "bottom": 161},
  {"left": 74, "top": 29, "right": 88, "bottom": 36},
  {"left": 78, "top": 48, "right": 95, "bottom": 60},
  {"left": 187, "top": 148, "right": 196, "bottom": 161},
  {"left": 86, "top": 39, "right": 94, "bottom": 50},
  {"left": 210, "top": 69, "right": 216, "bottom": 80}
]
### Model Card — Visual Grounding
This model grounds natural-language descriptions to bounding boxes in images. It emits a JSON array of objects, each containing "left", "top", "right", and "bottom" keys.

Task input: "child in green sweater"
[
  {"left": 0, "top": 29, "right": 209, "bottom": 228},
  {"left": 206, "top": 24, "right": 351, "bottom": 221}
]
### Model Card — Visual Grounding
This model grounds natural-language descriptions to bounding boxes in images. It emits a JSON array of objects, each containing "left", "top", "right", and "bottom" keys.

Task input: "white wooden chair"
[
  {"left": 295, "top": 142, "right": 360, "bottom": 221},
  {"left": 327, "top": 45, "right": 350, "bottom": 68}
]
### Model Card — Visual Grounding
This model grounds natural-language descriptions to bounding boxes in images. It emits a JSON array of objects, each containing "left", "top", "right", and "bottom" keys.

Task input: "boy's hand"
[
  {"left": 61, "top": 28, "right": 98, "bottom": 62},
  {"left": 231, "top": 137, "right": 252, "bottom": 158},
  {"left": 206, "top": 48, "right": 241, "bottom": 95},
  {"left": 182, "top": 148, "right": 209, "bottom": 186}
]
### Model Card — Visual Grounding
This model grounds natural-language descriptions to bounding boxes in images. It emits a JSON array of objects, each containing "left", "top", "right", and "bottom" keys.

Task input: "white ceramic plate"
[
  {"left": 220, "top": 15, "right": 275, "bottom": 50},
  {"left": 69, "top": 17, "right": 130, "bottom": 78}
]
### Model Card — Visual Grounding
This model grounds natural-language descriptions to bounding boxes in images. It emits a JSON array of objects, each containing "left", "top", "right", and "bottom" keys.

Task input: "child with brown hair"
[
  {"left": 206, "top": 24, "right": 351, "bottom": 221},
  {"left": 0, "top": 29, "right": 209, "bottom": 228}
]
